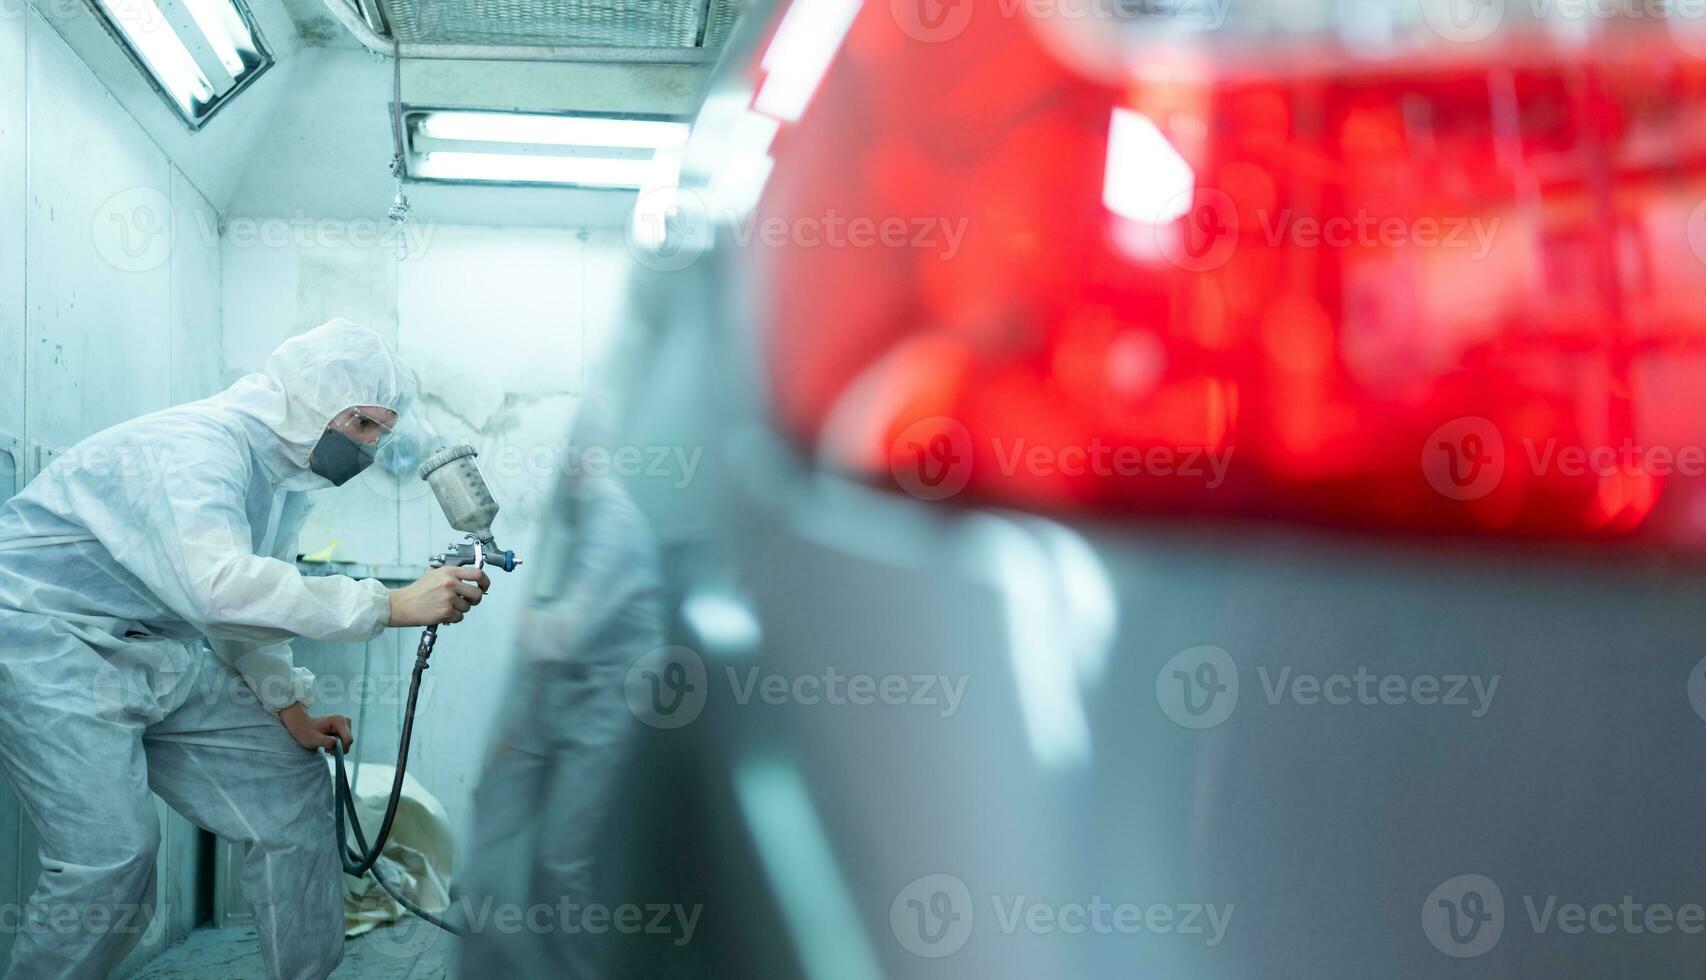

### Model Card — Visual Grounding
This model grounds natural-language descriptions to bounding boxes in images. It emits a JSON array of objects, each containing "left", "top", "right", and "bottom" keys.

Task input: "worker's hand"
[
  {"left": 387, "top": 566, "right": 491, "bottom": 627},
  {"left": 280, "top": 703, "right": 354, "bottom": 754}
]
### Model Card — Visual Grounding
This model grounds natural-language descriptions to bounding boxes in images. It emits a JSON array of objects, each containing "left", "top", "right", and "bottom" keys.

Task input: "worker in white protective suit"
[{"left": 0, "top": 319, "right": 490, "bottom": 980}]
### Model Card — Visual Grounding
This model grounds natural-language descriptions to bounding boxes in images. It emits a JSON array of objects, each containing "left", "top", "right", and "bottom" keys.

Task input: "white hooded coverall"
[{"left": 0, "top": 320, "right": 416, "bottom": 979}]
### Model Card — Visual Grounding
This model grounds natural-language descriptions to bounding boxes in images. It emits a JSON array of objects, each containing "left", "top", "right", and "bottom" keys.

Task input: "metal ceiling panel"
[
  {"left": 375, "top": 0, "right": 742, "bottom": 48},
  {"left": 701, "top": 0, "right": 741, "bottom": 48}
]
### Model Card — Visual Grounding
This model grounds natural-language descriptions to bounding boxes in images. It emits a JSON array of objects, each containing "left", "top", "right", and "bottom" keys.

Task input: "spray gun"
[
  {"left": 419, "top": 444, "right": 522, "bottom": 573},
  {"left": 333, "top": 444, "right": 521, "bottom": 935},
  {"left": 405, "top": 443, "right": 523, "bottom": 670}
]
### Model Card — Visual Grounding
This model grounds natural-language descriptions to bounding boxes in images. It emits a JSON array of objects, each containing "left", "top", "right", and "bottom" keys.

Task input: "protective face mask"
[{"left": 308, "top": 428, "right": 378, "bottom": 487}]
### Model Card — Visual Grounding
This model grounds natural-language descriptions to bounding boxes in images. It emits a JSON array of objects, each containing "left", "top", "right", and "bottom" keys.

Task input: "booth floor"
[{"left": 128, "top": 923, "right": 455, "bottom": 979}]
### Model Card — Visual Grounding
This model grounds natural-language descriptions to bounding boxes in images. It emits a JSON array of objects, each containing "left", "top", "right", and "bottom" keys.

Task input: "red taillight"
[{"left": 751, "top": 4, "right": 1706, "bottom": 547}]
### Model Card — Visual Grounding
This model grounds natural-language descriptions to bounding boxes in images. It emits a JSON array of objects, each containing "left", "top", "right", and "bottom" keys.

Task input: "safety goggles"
[{"left": 330, "top": 407, "right": 399, "bottom": 453}]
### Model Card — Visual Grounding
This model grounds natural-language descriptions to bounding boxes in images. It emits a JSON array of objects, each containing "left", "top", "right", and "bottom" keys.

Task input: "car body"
[{"left": 520, "top": 1, "right": 1706, "bottom": 975}]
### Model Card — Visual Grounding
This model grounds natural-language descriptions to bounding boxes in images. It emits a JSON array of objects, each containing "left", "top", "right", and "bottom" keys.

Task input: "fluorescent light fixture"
[
  {"left": 728, "top": 108, "right": 781, "bottom": 160},
  {"left": 406, "top": 110, "right": 693, "bottom": 191},
  {"left": 629, "top": 145, "right": 683, "bottom": 249},
  {"left": 96, "top": 0, "right": 213, "bottom": 115},
  {"left": 420, "top": 112, "right": 690, "bottom": 150},
  {"left": 1103, "top": 108, "right": 1197, "bottom": 224},
  {"left": 753, "top": 0, "right": 862, "bottom": 122},
  {"left": 421, "top": 152, "right": 665, "bottom": 189},
  {"left": 182, "top": 0, "right": 259, "bottom": 77},
  {"left": 90, "top": 0, "right": 271, "bottom": 129},
  {"left": 707, "top": 109, "right": 781, "bottom": 212}
]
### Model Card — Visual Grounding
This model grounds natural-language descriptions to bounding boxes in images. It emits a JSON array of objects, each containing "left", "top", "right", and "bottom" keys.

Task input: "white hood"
[{"left": 204, "top": 319, "right": 418, "bottom": 487}]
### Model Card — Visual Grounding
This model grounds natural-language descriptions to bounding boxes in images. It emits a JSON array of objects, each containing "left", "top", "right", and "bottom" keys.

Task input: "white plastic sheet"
[{"left": 338, "top": 761, "right": 456, "bottom": 936}]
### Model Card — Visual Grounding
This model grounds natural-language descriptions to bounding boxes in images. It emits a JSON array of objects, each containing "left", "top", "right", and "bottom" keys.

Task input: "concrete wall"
[
  {"left": 221, "top": 222, "right": 633, "bottom": 850},
  {"left": 0, "top": 7, "right": 225, "bottom": 973}
]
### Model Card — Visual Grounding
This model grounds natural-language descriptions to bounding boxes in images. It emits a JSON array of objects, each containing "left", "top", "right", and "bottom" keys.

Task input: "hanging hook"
[{"left": 387, "top": 37, "right": 412, "bottom": 261}]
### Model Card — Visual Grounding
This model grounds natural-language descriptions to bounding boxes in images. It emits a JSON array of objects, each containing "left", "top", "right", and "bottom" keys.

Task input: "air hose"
[
  {"left": 331, "top": 621, "right": 463, "bottom": 935},
  {"left": 328, "top": 444, "right": 521, "bottom": 936}
]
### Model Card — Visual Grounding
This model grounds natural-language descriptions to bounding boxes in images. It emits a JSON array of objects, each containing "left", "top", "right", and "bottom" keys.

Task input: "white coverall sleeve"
[
  {"left": 209, "top": 639, "right": 318, "bottom": 712},
  {"left": 204, "top": 490, "right": 332, "bottom": 712},
  {"left": 93, "top": 427, "right": 391, "bottom": 708}
]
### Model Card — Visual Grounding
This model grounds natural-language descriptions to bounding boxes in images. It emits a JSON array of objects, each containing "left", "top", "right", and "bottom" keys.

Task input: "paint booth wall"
[
  {"left": 0, "top": 9, "right": 227, "bottom": 973},
  {"left": 220, "top": 224, "right": 635, "bottom": 851}
]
